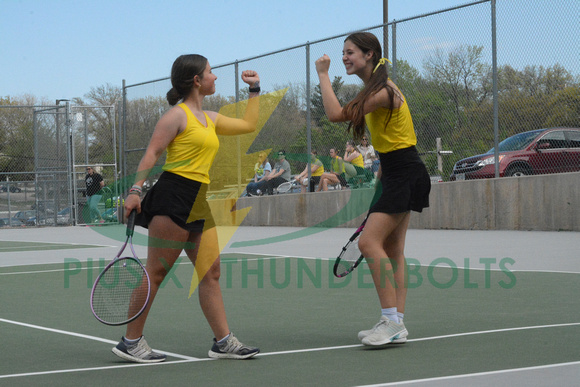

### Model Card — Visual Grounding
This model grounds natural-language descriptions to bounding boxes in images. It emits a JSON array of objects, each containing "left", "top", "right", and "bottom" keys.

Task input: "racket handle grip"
[{"left": 126, "top": 210, "right": 136, "bottom": 236}]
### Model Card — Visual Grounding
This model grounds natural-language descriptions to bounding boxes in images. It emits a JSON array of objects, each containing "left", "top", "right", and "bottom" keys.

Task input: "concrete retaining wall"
[{"left": 209, "top": 172, "right": 579, "bottom": 231}]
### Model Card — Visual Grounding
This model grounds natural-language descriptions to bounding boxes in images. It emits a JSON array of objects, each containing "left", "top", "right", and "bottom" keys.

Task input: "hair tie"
[{"left": 372, "top": 57, "right": 392, "bottom": 73}]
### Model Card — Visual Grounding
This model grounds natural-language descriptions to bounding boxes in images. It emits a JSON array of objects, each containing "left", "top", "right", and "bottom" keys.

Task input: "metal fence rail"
[{"left": 120, "top": 0, "right": 579, "bottom": 197}]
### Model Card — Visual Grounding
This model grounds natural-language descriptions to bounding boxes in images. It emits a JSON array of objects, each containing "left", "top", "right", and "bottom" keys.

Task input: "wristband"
[
  {"left": 128, "top": 185, "right": 142, "bottom": 196},
  {"left": 249, "top": 86, "right": 261, "bottom": 93}
]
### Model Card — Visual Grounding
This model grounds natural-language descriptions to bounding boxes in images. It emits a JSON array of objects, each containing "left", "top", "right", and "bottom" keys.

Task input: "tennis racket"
[
  {"left": 275, "top": 180, "right": 296, "bottom": 194},
  {"left": 90, "top": 210, "right": 150, "bottom": 326},
  {"left": 333, "top": 216, "right": 368, "bottom": 278}
]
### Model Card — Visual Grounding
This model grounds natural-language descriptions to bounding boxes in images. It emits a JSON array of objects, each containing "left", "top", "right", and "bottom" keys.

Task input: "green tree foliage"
[
  {"left": 0, "top": 95, "right": 38, "bottom": 177},
  {"left": 2, "top": 54, "right": 578, "bottom": 187}
]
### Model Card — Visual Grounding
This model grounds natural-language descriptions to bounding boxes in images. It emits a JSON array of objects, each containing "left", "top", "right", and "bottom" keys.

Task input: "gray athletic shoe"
[
  {"left": 358, "top": 318, "right": 407, "bottom": 343},
  {"left": 360, "top": 316, "right": 408, "bottom": 346},
  {"left": 112, "top": 336, "right": 167, "bottom": 363},
  {"left": 208, "top": 333, "right": 259, "bottom": 359}
]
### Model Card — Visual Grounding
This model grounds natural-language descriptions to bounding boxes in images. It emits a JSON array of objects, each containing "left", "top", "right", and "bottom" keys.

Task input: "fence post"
[
  {"left": 392, "top": 21, "right": 397, "bottom": 82},
  {"left": 235, "top": 61, "right": 243, "bottom": 194},
  {"left": 491, "top": 0, "right": 499, "bottom": 178},
  {"left": 306, "top": 43, "right": 312, "bottom": 191},
  {"left": 119, "top": 80, "right": 127, "bottom": 223},
  {"left": 436, "top": 137, "right": 443, "bottom": 174}
]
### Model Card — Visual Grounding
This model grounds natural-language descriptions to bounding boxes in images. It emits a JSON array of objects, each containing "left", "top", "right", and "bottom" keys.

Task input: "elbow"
[
  {"left": 241, "top": 122, "right": 257, "bottom": 134},
  {"left": 327, "top": 109, "right": 347, "bottom": 123},
  {"left": 327, "top": 114, "right": 343, "bottom": 123}
]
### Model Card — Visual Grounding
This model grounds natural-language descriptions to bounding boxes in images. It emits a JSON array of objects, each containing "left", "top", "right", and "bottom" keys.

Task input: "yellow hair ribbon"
[{"left": 372, "top": 57, "right": 392, "bottom": 73}]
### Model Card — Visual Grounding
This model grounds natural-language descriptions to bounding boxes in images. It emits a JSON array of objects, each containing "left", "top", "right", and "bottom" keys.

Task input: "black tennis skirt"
[
  {"left": 135, "top": 172, "right": 215, "bottom": 233},
  {"left": 369, "top": 146, "right": 431, "bottom": 214}
]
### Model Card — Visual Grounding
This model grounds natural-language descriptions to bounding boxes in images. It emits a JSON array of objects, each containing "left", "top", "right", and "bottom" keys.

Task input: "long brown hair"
[{"left": 342, "top": 32, "right": 395, "bottom": 140}]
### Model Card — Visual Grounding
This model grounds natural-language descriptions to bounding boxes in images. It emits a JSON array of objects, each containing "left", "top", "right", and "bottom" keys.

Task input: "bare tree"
[{"left": 423, "top": 45, "right": 489, "bottom": 129}]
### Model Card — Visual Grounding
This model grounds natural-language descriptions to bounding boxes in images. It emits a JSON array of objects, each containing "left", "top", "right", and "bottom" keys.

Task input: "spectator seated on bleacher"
[
  {"left": 316, "top": 148, "right": 348, "bottom": 191},
  {"left": 245, "top": 152, "right": 271, "bottom": 196},
  {"left": 294, "top": 150, "right": 324, "bottom": 193},
  {"left": 344, "top": 140, "right": 372, "bottom": 188}
]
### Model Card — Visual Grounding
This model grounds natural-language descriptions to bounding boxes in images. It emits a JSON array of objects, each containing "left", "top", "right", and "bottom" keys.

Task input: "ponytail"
[{"left": 166, "top": 87, "right": 182, "bottom": 106}]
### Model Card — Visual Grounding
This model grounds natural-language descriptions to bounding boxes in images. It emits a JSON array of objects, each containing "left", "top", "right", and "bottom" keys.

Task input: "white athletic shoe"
[
  {"left": 208, "top": 333, "right": 259, "bottom": 359},
  {"left": 112, "top": 336, "right": 167, "bottom": 363},
  {"left": 360, "top": 316, "right": 408, "bottom": 346},
  {"left": 358, "top": 318, "right": 407, "bottom": 343}
]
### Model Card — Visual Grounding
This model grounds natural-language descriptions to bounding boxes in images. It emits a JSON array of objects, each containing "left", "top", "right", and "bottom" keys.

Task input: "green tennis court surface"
[{"left": 1, "top": 240, "right": 579, "bottom": 386}]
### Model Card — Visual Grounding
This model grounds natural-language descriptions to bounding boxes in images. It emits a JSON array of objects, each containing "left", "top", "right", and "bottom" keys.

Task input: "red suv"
[{"left": 450, "top": 127, "right": 580, "bottom": 180}]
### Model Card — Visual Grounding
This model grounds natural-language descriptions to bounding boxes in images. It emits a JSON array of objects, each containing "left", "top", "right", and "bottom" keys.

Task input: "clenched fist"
[
  {"left": 315, "top": 55, "right": 331, "bottom": 74},
  {"left": 241, "top": 70, "right": 260, "bottom": 87}
]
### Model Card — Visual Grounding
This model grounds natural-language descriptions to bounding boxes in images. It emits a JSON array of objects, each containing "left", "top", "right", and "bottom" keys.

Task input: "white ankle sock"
[
  {"left": 123, "top": 336, "right": 141, "bottom": 344},
  {"left": 217, "top": 333, "right": 231, "bottom": 344},
  {"left": 381, "top": 307, "right": 399, "bottom": 323}
]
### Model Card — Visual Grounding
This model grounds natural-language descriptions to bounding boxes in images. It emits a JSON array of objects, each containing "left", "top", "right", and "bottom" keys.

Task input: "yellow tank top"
[
  {"left": 364, "top": 93, "right": 416, "bottom": 154},
  {"left": 311, "top": 158, "right": 325, "bottom": 177},
  {"left": 162, "top": 103, "right": 220, "bottom": 184},
  {"left": 331, "top": 157, "right": 345, "bottom": 174},
  {"left": 347, "top": 152, "right": 364, "bottom": 168}
]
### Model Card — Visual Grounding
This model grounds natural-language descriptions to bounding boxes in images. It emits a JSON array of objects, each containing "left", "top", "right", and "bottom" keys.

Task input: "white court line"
[
  {"left": 0, "top": 240, "right": 116, "bottom": 250},
  {"left": 356, "top": 361, "right": 580, "bottom": 386},
  {"left": 0, "top": 318, "right": 199, "bottom": 362},
  {"left": 0, "top": 360, "right": 196, "bottom": 380},
  {"left": 0, "top": 319, "right": 578, "bottom": 379},
  {"left": 0, "top": 255, "right": 292, "bottom": 275},
  {"left": 0, "top": 263, "right": 119, "bottom": 276},
  {"left": 0, "top": 268, "right": 77, "bottom": 276},
  {"left": 255, "top": 322, "right": 580, "bottom": 357}
]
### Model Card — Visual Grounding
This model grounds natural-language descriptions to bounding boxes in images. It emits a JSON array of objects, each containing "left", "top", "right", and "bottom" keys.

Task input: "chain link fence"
[
  {"left": 121, "top": 0, "right": 579, "bottom": 197},
  {"left": 2, "top": 0, "right": 577, "bottom": 228},
  {"left": 0, "top": 103, "right": 118, "bottom": 227}
]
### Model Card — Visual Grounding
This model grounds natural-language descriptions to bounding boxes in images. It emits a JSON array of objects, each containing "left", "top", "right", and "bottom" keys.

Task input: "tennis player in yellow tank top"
[
  {"left": 316, "top": 32, "right": 431, "bottom": 348},
  {"left": 117, "top": 54, "right": 262, "bottom": 363}
]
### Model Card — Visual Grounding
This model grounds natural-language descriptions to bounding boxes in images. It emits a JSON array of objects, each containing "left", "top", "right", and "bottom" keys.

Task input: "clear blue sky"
[
  {"left": 0, "top": 0, "right": 478, "bottom": 101},
  {"left": 0, "top": 0, "right": 577, "bottom": 103}
]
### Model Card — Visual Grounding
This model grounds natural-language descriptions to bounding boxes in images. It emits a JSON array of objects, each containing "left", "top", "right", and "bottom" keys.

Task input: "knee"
[
  {"left": 358, "top": 235, "right": 376, "bottom": 260},
  {"left": 201, "top": 259, "right": 221, "bottom": 282},
  {"left": 147, "top": 266, "right": 169, "bottom": 286}
]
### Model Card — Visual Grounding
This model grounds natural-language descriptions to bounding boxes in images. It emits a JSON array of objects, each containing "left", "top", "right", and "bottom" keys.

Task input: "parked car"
[
  {"left": 0, "top": 185, "right": 22, "bottom": 193},
  {"left": 450, "top": 127, "right": 580, "bottom": 181},
  {"left": 0, "top": 218, "right": 24, "bottom": 227},
  {"left": 13, "top": 210, "right": 36, "bottom": 224},
  {"left": 58, "top": 207, "right": 74, "bottom": 225},
  {"left": 26, "top": 207, "right": 72, "bottom": 226}
]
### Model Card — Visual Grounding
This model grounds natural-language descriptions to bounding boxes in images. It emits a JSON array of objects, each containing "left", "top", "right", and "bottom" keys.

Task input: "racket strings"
[
  {"left": 334, "top": 238, "right": 363, "bottom": 277},
  {"left": 92, "top": 258, "right": 149, "bottom": 324}
]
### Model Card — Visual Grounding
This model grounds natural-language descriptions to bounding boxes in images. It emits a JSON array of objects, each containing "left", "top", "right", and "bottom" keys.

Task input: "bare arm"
[
  {"left": 315, "top": 55, "right": 394, "bottom": 121},
  {"left": 315, "top": 55, "right": 344, "bottom": 122},
  {"left": 124, "top": 107, "right": 183, "bottom": 213},
  {"left": 267, "top": 167, "right": 285, "bottom": 180},
  {"left": 344, "top": 150, "right": 360, "bottom": 163},
  {"left": 209, "top": 71, "right": 261, "bottom": 135}
]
